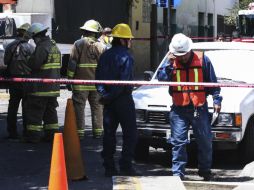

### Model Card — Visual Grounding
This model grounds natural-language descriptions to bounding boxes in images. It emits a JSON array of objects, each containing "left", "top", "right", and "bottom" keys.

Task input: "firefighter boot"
[{"left": 44, "top": 129, "right": 59, "bottom": 142}]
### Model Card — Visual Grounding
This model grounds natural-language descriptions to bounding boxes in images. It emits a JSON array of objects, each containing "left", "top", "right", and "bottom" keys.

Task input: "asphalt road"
[{"left": 0, "top": 89, "right": 254, "bottom": 190}]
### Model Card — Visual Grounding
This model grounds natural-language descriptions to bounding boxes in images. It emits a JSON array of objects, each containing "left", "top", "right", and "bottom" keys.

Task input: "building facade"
[
  {"left": 131, "top": 0, "right": 238, "bottom": 75},
  {"left": 6, "top": 0, "right": 238, "bottom": 76}
]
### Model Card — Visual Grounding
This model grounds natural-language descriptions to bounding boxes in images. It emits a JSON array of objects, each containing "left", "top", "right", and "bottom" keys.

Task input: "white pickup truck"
[{"left": 132, "top": 42, "right": 254, "bottom": 164}]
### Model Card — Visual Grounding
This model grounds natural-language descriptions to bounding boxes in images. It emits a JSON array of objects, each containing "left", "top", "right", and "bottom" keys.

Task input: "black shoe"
[
  {"left": 21, "top": 136, "right": 41, "bottom": 143},
  {"left": 105, "top": 168, "right": 118, "bottom": 177},
  {"left": 198, "top": 171, "right": 213, "bottom": 181},
  {"left": 6, "top": 131, "right": 19, "bottom": 138},
  {"left": 120, "top": 167, "right": 140, "bottom": 176},
  {"left": 5, "top": 134, "right": 19, "bottom": 142}
]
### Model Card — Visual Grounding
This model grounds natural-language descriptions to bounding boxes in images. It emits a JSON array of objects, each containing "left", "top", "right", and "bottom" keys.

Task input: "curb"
[{"left": 183, "top": 181, "right": 254, "bottom": 190}]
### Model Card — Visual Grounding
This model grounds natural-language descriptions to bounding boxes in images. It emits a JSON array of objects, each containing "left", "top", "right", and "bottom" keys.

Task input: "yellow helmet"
[
  {"left": 111, "top": 23, "right": 134, "bottom": 39},
  {"left": 80, "top": 19, "right": 102, "bottom": 33}
]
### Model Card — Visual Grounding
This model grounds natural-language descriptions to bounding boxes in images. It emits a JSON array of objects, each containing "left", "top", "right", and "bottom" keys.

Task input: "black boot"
[
  {"left": 198, "top": 170, "right": 213, "bottom": 181},
  {"left": 120, "top": 167, "right": 140, "bottom": 176},
  {"left": 105, "top": 167, "right": 118, "bottom": 177}
]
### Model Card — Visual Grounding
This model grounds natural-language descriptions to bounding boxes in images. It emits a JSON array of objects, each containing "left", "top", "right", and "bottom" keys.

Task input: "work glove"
[
  {"left": 66, "top": 84, "right": 72, "bottom": 91},
  {"left": 165, "top": 52, "right": 175, "bottom": 76}
]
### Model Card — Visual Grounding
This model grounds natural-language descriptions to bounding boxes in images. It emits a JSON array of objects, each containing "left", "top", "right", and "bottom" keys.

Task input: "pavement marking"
[
  {"left": 132, "top": 177, "right": 142, "bottom": 190},
  {"left": 0, "top": 92, "right": 9, "bottom": 99}
]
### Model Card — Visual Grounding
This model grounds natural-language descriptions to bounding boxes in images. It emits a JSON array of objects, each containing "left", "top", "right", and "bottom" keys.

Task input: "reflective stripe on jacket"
[
  {"left": 67, "top": 36, "right": 104, "bottom": 91},
  {"left": 171, "top": 51, "right": 206, "bottom": 107},
  {"left": 28, "top": 37, "right": 61, "bottom": 97}
]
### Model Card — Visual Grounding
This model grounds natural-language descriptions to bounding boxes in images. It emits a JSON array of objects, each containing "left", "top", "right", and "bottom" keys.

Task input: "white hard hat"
[
  {"left": 80, "top": 19, "right": 102, "bottom": 33},
  {"left": 28, "top": 23, "right": 49, "bottom": 37},
  {"left": 169, "top": 33, "right": 192, "bottom": 56}
]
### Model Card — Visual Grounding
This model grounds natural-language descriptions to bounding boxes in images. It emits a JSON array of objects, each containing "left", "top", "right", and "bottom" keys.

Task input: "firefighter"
[
  {"left": 4, "top": 23, "right": 35, "bottom": 140},
  {"left": 157, "top": 33, "right": 222, "bottom": 180},
  {"left": 24, "top": 23, "right": 61, "bottom": 143},
  {"left": 98, "top": 27, "right": 112, "bottom": 49},
  {"left": 67, "top": 19, "right": 104, "bottom": 139},
  {"left": 95, "top": 23, "right": 138, "bottom": 177}
]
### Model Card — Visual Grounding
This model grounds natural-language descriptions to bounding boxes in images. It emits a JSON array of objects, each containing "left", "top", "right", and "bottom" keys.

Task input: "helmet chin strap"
[
  {"left": 120, "top": 38, "right": 131, "bottom": 49},
  {"left": 120, "top": 38, "right": 129, "bottom": 48}
]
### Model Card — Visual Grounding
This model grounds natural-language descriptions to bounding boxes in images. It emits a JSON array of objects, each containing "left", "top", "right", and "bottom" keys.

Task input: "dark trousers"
[
  {"left": 26, "top": 96, "right": 58, "bottom": 125},
  {"left": 25, "top": 96, "right": 59, "bottom": 139},
  {"left": 7, "top": 83, "right": 27, "bottom": 137},
  {"left": 101, "top": 94, "right": 137, "bottom": 170}
]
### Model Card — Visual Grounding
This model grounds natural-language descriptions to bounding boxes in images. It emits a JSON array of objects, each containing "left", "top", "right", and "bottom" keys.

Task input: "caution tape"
[
  {"left": 1, "top": 77, "right": 254, "bottom": 88},
  {"left": 125, "top": 36, "right": 254, "bottom": 41},
  {"left": 133, "top": 36, "right": 217, "bottom": 41}
]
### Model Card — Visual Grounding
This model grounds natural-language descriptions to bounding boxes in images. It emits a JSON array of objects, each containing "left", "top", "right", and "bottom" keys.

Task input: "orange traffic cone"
[
  {"left": 63, "top": 98, "right": 87, "bottom": 180},
  {"left": 48, "top": 133, "right": 68, "bottom": 190}
]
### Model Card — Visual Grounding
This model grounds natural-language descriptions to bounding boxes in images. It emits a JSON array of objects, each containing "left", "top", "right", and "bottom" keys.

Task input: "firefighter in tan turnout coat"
[{"left": 67, "top": 19, "right": 105, "bottom": 139}]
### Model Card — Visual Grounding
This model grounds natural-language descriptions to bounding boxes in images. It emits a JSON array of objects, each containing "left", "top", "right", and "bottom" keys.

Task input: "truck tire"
[
  {"left": 134, "top": 138, "right": 149, "bottom": 161},
  {"left": 239, "top": 118, "right": 254, "bottom": 164}
]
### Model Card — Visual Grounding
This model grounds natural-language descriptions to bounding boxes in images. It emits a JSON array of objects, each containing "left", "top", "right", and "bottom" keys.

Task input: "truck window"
[{"left": 239, "top": 15, "right": 254, "bottom": 37}]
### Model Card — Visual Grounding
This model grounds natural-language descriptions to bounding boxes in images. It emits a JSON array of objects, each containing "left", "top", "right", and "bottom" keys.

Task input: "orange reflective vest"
[{"left": 171, "top": 51, "right": 206, "bottom": 107}]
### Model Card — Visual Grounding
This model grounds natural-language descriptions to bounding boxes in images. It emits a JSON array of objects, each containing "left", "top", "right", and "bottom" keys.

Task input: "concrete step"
[
  {"left": 113, "top": 176, "right": 254, "bottom": 190},
  {"left": 113, "top": 176, "right": 186, "bottom": 190},
  {"left": 184, "top": 181, "right": 254, "bottom": 190}
]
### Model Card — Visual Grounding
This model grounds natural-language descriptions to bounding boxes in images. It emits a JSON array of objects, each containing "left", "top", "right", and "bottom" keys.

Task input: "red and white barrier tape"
[
  {"left": 0, "top": 77, "right": 254, "bottom": 88},
  {"left": 133, "top": 36, "right": 217, "bottom": 41},
  {"left": 133, "top": 36, "right": 254, "bottom": 41}
]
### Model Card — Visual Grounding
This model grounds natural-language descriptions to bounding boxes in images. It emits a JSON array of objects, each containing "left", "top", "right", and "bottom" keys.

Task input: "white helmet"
[
  {"left": 169, "top": 33, "right": 192, "bottom": 56},
  {"left": 80, "top": 19, "right": 102, "bottom": 33}
]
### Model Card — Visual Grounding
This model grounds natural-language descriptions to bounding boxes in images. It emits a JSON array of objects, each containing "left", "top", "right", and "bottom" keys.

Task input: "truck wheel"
[
  {"left": 239, "top": 118, "right": 254, "bottom": 164},
  {"left": 134, "top": 138, "right": 149, "bottom": 161}
]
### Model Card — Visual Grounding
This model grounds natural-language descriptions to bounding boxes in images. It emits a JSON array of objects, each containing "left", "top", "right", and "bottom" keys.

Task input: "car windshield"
[
  {"left": 205, "top": 49, "right": 254, "bottom": 83},
  {"left": 153, "top": 45, "right": 254, "bottom": 84}
]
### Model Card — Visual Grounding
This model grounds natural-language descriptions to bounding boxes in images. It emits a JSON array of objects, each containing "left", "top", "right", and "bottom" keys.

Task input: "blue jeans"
[{"left": 169, "top": 103, "right": 212, "bottom": 177}]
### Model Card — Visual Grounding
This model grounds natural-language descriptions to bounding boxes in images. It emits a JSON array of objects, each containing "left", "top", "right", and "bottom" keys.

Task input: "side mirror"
[{"left": 144, "top": 71, "right": 154, "bottom": 81}]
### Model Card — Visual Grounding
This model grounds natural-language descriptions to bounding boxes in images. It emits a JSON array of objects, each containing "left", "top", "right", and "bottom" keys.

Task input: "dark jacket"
[
  {"left": 28, "top": 36, "right": 61, "bottom": 97},
  {"left": 4, "top": 37, "right": 34, "bottom": 77},
  {"left": 95, "top": 46, "right": 134, "bottom": 101}
]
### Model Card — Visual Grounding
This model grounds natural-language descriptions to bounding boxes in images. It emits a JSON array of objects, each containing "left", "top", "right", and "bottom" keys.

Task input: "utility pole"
[
  {"left": 150, "top": 1, "right": 158, "bottom": 71},
  {"left": 150, "top": 0, "right": 170, "bottom": 71}
]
